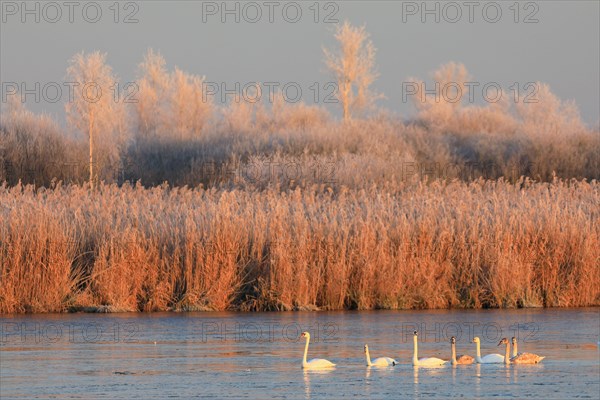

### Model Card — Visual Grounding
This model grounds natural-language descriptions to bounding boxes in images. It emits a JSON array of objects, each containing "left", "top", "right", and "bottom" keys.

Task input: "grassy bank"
[{"left": 1, "top": 179, "right": 598, "bottom": 313}]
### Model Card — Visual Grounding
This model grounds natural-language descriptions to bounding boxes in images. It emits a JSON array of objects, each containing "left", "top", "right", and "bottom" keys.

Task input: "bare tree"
[
  {"left": 324, "top": 21, "right": 380, "bottom": 121},
  {"left": 66, "top": 52, "right": 125, "bottom": 188}
]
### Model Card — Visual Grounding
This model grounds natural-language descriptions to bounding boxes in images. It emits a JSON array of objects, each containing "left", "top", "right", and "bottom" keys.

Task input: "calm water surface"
[{"left": 1, "top": 309, "right": 599, "bottom": 399}]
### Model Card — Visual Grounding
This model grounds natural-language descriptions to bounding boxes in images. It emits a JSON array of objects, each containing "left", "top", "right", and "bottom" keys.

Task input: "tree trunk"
[{"left": 342, "top": 81, "right": 351, "bottom": 121}]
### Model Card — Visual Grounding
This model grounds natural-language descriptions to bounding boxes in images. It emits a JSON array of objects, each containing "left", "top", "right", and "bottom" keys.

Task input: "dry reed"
[{"left": 1, "top": 179, "right": 598, "bottom": 313}]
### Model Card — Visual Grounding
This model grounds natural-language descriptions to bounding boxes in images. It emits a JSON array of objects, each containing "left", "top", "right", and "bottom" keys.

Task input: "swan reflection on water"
[
  {"left": 475, "top": 364, "right": 481, "bottom": 398},
  {"left": 413, "top": 362, "right": 447, "bottom": 396},
  {"left": 303, "top": 367, "right": 334, "bottom": 399}
]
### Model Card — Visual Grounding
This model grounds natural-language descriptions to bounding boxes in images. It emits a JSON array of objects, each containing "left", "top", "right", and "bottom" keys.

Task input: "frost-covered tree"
[
  {"left": 135, "top": 49, "right": 213, "bottom": 140},
  {"left": 169, "top": 68, "right": 213, "bottom": 139},
  {"left": 408, "top": 62, "right": 472, "bottom": 130},
  {"left": 65, "top": 52, "right": 125, "bottom": 188},
  {"left": 135, "top": 49, "right": 169, "bottom": 137},
  {"left": 516, "top": 82, "right": 585, "bottom": 137},
  {"left": 324, "top": 21, "right": 380, "bottom": 121}
]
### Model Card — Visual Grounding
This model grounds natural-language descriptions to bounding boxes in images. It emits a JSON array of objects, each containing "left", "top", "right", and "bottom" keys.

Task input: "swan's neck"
[
  {"left": 365, "top": 348, "right": 372, "bottom": 366},
  {"left": 475, "top": 341, "right": 482, "bottom": 362},
  {"left": 451, "top": 342, "right": 457, "bottom": 365},
  {"left": 504, "top": 342, "right": 510, "bottom": 364},
  {"left": 303, "top": 337, "right": 309, "bottom": 367},
  {"left": 512, "top": 341, "right": 517, "bottom": 358},
  {"left": 413, "top": 335, "right": 418, "bottom": 365}
]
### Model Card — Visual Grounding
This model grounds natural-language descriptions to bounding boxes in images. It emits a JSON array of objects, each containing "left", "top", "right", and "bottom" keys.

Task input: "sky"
[{"left": 1, "top": 0, "right": 599, "bottom": 125}]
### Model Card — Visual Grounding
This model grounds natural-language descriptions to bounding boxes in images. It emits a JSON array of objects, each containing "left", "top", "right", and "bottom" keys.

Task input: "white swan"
[
  {"left": 472, "top": 337, "right": 504, "bottom": 364},
  {"left": 450, "top": 336, "right": 474, "bottom": 365},
  {"left": 301, "top": 332, "right": 336, "bottom": 369},
  {"left": 509, "top": 337, "right": 545, "bottom": 364},
  {"left": 364, "top": 344, "right": 397, "bottom": 367},
  {"left": 412, "top": 331, "right": 447, "bottom": 366}
]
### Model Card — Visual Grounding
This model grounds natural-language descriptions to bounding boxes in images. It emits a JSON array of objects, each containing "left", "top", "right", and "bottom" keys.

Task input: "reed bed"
[{"left": 1, "top": 179, "right": 598, "bottom": 313}]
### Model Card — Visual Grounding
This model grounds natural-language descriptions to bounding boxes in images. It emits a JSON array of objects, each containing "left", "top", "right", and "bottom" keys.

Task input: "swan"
[
  {"left": 509, "top": 337, "right": 545, "bottom": 364},
  {"left": 472, "top": 337, "right": 504, "bottom": 364},
  {"left": 364, "top": 344, "right": 397, "bottom": 367},
  {"left": 498, "top": 338, "right": 512, "bottom": 364},
  {"left": 450, "top": 336, "right": 474, "bottom": 365},
  {"left": 511, "top": 337, "right": 520, "bottom": 358},
  {"left": 412, "top": 331, "right": 447, "bottom": 366},
  {"left": 300, "top": 332, "right": 336, "bottom": 369}
]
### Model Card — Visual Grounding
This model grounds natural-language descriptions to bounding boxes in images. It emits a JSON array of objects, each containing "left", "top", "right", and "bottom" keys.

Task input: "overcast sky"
[{"left": 1, "top": 1, "right": 599, "bottom": 125}]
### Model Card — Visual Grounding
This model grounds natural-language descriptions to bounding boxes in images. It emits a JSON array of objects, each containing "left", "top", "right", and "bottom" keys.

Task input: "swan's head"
[
  {"left": 498, "top": 338, "right": 509, "bottom": 346},
  {"left": 472, "top": 337, "right": 480, "bottom": 344},
  {"left": 511, "top": 337, "right": 517, "bottom": 344},
  {"left": 364, "top": 344, "right": 369, "bottom": 353},
  {"left": 450, "top": 336, "right": 456, "bottom": 344},
  {"left": 300, "top": 331, "right": 310, "bottom": 340}
]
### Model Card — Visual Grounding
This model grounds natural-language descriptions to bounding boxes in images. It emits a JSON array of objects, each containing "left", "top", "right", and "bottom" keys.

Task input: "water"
[{"left": 1, "top": 309, "right": 598, "bottom": 399}]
